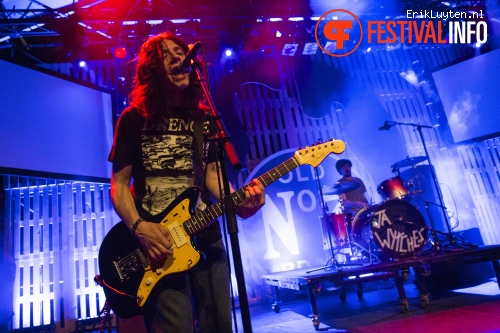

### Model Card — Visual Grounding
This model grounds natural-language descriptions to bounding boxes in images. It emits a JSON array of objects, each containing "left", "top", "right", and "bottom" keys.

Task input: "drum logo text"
[{"left": 372, "top": 209, "right": 426, "bottom": 254}]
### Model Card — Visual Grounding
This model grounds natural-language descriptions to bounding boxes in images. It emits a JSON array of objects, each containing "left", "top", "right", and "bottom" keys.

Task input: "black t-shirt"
[{"left": 109, "top": 106, "right": 221, "bottom": 246}]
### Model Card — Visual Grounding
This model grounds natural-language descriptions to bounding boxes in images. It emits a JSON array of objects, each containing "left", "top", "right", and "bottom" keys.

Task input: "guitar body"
[{"left": 98, "top": 187, "right": 203, "bottom": 318}]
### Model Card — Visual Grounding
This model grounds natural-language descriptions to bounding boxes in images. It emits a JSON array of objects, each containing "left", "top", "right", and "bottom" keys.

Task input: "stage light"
[
  {"left": 276, "top": 30, "right": 282, "bottom": 37},
  {"left": 146, "top": 20, "right": 163, "bottom": 25},
  {"left": 77, "top": 60, "right": 87, "bottom": 68},
  {"left": 224, "top": 48, "right": 233, "bottom": 57},
  {"left": 113, "top": 46, "right": 127, "bottom": 59}
]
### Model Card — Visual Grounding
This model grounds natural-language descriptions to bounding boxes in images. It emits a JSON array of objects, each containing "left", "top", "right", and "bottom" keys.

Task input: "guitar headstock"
[{"left": 294, "top": 139, "right": 346, "bottom": 167}]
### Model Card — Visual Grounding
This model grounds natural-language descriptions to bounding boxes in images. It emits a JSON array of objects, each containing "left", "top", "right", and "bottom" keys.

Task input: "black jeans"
[{"left": 143, "top": 239, "right": 231, "bottom": 333}]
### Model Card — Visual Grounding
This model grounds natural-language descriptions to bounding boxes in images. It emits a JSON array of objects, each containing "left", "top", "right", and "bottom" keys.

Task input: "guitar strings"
[{"left": 116, "top": 249, "right": 148, "bottom": 274}]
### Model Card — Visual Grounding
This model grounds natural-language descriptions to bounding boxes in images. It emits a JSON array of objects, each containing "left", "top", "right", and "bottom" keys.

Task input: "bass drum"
[{"left": 351, "top": 200, "right": 428, "bottom": 260}]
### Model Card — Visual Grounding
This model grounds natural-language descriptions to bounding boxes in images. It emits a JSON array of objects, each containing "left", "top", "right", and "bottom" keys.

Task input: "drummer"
[{"left": 335, "top": 159, "right": 369, "bottom": 214}]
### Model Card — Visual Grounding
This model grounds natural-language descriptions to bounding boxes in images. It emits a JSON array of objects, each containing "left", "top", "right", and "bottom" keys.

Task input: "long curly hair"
[{"left": 129, "top": 32, "right": 205, "bottom": 123}]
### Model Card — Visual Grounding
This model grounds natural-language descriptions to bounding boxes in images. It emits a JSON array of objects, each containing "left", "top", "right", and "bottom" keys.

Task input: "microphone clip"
[
  {"left": 379, "top": 121, "right": 394, "bottom": 131},
  {"left": 178, "top": 41, "right": 202, "bottom": 74}
]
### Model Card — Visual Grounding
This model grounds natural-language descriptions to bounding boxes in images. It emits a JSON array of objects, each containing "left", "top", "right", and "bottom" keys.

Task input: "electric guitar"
[{"left": 98, "top": 139, "right": 346, "bottom": 318}]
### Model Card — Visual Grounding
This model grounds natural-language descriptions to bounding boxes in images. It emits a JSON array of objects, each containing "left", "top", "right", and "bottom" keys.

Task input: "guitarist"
[{"left": 108, "top": 32, "right": 265, "bottom": 333}]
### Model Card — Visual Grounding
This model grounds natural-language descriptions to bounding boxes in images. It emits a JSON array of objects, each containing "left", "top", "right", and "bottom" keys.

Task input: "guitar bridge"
[
  {"left": 113, "top": 261, "right": 124, "bottom": 280},
  {"left": 114, "top": 249, "right": 148, "bottom": 281}
]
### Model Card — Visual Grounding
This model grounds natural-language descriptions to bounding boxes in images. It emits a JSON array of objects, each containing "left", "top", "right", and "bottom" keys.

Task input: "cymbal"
[
  {"left": 323, "top": 181, "right": 360, "bottom": 195},
  {"left": 391, "top": 156, "right": 427, "bottom": 169},
  {"left": 322, "top": 194, "right": 339, "bottom": 202}
]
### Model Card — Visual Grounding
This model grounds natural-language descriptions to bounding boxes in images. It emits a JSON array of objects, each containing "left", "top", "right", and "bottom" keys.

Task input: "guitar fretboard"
[{"left": 183, "top": 156, "right": 300, "bottom": 235}]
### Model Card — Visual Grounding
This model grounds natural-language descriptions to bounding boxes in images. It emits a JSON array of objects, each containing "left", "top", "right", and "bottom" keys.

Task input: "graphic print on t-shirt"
[{"left": 140, "top": 118, "right": 196, "bottom": 215}]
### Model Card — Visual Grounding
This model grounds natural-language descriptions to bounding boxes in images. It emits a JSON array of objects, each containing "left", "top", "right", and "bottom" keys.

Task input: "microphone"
[
  {"left": 378, "top": 121, "right": 393, "bottom": 131},
  {"left": 178, "top": 41, "right": 202, "bottom": 73}
]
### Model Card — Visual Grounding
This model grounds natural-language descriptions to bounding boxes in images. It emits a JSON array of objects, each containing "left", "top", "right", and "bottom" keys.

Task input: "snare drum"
[
  {"left": 351, "top": 200, "right": 428, "bottom": 260},
  {"left": 377, "top": 177, "right": 409, "bottom": 201},
  {"left": 327, "top": 212, "right": 352, "bottom": 247}
]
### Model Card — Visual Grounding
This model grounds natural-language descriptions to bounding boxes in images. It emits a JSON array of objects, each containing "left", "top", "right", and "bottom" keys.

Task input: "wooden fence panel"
[{"left": 4, "top": 179, "right": 117, "bottom": 332}]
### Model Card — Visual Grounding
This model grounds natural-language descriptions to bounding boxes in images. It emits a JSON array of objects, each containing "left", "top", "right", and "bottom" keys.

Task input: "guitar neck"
[
  {"left": 183, "top": 156, "right": 300, "bottom": 235},
  {"left": 182, "top": 139, "right": 346, "bottom": 235}
]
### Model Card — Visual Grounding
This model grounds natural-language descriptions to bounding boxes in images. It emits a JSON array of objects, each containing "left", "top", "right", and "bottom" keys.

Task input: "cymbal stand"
[
  {"left": 424, "top": 200, "right": 473, "bottom": 251},
  {"left": 312, "top": 167, "right": 339, "bottom": 271},
  {"left": 423, "top": 201, "right": 442, "bottom": 253},
  {"left": 383, "top": 121, "right": 474, "bottom": 250}
]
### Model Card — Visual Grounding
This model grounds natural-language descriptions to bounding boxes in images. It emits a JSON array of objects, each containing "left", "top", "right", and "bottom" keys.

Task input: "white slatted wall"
[
  {"left": 458, "top": 139, "right": 500, "bottom": 244},
  {"left": 4, "top": 178, "right": 118, "bottom": 332}
]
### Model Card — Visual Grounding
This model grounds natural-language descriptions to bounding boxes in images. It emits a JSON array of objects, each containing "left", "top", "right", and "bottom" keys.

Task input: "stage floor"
[
  {"left": 262, "top": 245, "right": 500, "bottom": 331},
  {"left": 240, "top": 279, "right": 500, "bottom": 333}
]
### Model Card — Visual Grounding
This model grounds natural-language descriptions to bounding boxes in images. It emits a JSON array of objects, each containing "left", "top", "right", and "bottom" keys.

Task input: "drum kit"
[{"left": 316, "top": 156, "right": 432, "bottom": 270}]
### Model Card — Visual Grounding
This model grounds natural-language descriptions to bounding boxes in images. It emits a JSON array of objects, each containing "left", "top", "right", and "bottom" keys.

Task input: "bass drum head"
[
  {"left": 371, "top": 200, "right": 428, "bottom": 259},
  {"left": 352, "top": 200, "right": 428, "bottom": 260}
]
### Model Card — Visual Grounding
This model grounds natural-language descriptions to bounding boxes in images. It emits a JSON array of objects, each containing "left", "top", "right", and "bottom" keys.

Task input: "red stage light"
[{"left": 114, "top": 46, "right": 127, "bottom": 59}]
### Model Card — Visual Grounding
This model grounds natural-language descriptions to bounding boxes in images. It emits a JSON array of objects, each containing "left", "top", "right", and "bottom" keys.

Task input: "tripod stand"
[{"left": 382, "top": 120, "right": 475, "bottom": 251}]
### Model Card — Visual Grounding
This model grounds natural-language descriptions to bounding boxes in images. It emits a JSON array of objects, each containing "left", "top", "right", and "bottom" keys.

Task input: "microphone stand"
[
  {"left": 192, "top": 60, "right": 252, "bottom": 332},
  {"left": 382, "top": 121, "right": 473, "bottom": 250},
  {"left": 314, "top": 167, "right": 339, "bottom": 270}
]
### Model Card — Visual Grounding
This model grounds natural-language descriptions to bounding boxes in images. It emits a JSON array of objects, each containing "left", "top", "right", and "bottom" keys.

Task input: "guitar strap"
[
  {"left": 192, "top": 117, "right": 208, "bottom": 190},
  {"left": 192, "top": 116, "right": 224, "bottom": 247}
]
